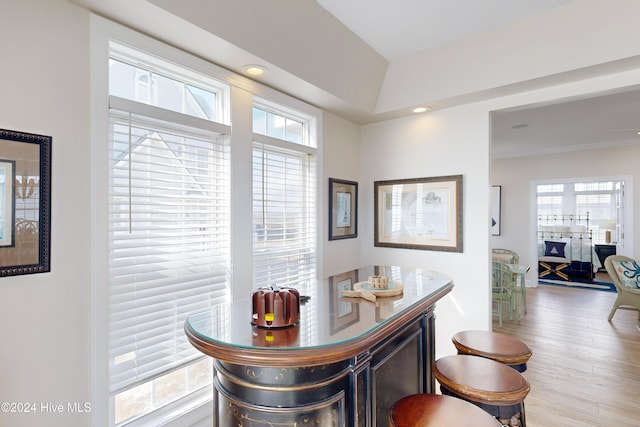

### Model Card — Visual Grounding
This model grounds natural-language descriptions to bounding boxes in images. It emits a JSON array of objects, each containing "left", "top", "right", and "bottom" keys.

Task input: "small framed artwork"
[
  {"left": 491, "top": 185, "right": 501, "bottom": 236},
  {"left": 328, "top": 269, "right": 360, "bottom": 334},
  {"left": 329, "top": 178, "right": 358, "bottom": 240},
  {"left": 374, "top": 175, "right": 463, "bottom": 252},
  {"left": 0, "top": 129, "right": 52, "bottom": 277}
]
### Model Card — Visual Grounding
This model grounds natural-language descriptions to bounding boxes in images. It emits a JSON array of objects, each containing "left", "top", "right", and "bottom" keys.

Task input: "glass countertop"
[{"left": 185, "top": 266, "right": 453, "bottom": 351}]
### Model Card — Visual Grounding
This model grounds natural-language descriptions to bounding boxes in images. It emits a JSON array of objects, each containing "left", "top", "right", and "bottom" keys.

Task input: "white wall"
[
  {"left": 359, "top": 66, "right": 640, "bottom": 359},
  {"left": 0, "top": 4, "right": 363, "bottom": 426},
  {"left": 4, "top": 1, "right": 640, "bottom": 427},
  {"left": 322, "top": 112, "right": 362, "bottom": 276},
  {"left": 493, "top": 144, "right": 640, "bottom": 283},
  {"left": 0, "top": 1, "right": 92, "bottom": 427},
  {"left": 359, "top": 106, "right": 492, "bottom": 357}
]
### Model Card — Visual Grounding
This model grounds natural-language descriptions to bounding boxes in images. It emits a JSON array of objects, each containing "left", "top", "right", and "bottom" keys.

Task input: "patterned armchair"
[{"left": 604, "top": 255, "right": 640, "bottom": 321}]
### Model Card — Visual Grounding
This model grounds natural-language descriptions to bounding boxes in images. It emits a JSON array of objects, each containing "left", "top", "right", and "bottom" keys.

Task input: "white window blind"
[
  {"left": 252, "top": 142, "right": 316, "bottom": 289},
  {"left": 108, "top": 102, "right": 230, "bottom": 397}
]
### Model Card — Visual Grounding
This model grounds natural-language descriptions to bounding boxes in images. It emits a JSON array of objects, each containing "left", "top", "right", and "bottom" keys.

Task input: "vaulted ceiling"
[
  {"left": 73, "top": 0, "right": 640, "bottom": 156},
  {"left": 316, "top": 0, "right": 572, "bottom": 61}
]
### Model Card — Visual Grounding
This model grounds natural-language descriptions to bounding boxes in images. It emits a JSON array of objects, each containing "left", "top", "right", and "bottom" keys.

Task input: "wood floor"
[{"left": 493, "top": 283, "right": 640, "bottom": 426}]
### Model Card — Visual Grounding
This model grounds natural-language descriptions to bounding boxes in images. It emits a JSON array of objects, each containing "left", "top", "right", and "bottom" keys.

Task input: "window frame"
[
  {"left": 535, "top": 177, "right": 628, "bottom": 245},
  {"left": 251, "top": 96, "right": 319, "bottom": 290},
  {"left": 91, "top": 15, "right": 323, "bottom": 427},
  {"left": 109, "top": 43, "right": 229, "bottom": 124},
  {"left": 92, "top": 19, "right": 233, "bottom": 427},
  {"left": 106, "top": 98, "right": 231, "bottom": 424}
]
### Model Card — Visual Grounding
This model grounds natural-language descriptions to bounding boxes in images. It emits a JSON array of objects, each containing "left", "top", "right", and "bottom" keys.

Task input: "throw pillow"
[
  {"left": 544, "top": 241, "right": 566, "bottom": 258},
  {"left": 612, "top": 260, "right": 640, "bottom": 289}
]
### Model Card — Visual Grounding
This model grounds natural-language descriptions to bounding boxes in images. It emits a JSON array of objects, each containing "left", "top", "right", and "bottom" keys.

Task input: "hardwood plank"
[{"left": 493, "top": 284, "right": 640, "bottom": 426}]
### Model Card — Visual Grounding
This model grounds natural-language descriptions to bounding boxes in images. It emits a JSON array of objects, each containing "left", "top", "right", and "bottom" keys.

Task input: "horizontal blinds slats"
[
  {"left": 110, "top": 275, "right": 227, "bottom": 301},
  {"left": 253, "top": 142, "right": 316, "bottom": 289},
  {"left": 108, "top": 109, "right": 230, "bottom": 394}
]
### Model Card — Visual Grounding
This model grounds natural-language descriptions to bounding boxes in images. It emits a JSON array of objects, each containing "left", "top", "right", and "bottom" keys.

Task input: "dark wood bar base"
[
  {"left": 211, "top": 312, "right": 435, "bottom": 426},
  {"left": 185, "top": 266, "right": 453, "bottom": 427}
]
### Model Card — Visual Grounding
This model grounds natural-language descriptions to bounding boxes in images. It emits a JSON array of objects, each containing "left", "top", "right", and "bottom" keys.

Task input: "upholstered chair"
[{"left": 604, "top": 255, "right": 640, "bottom": 321}]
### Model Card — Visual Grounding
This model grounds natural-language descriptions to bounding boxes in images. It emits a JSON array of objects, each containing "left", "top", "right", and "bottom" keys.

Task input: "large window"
[
  {"left": 96, "top": 25, "right": 321, "bottom": 427},
  {"left": 537, "top": 179, "right": 624, "bottom": 244},
  {"left": 107, "top": 42, "right": 231, "bottom": 425},
  {"left": 536, "top": 183, "right": 564, "bottom": 218},
  {"left": 252, "top": 102, "right": 317, "bottom": 290}
]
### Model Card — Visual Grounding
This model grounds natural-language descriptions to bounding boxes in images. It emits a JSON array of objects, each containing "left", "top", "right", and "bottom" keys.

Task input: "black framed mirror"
[{"left": 0, "top": 129, "right": 51, "bottom": 276}]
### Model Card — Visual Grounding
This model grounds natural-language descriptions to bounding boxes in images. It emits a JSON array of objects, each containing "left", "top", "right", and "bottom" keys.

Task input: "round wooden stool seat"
[
  {"left": 433, "top": 355, "right": 530, "bottom": 426},
  {"left": 452, "top": 330, "right": 532, "bottom": 372},
  {"left": 389, "top": 394, "right": 502, "bottom": 427}
]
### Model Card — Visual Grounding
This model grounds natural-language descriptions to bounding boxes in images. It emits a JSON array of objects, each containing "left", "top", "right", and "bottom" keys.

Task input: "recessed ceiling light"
[
  {"left": 242, "top": 64, "right": 268, "bottom": 77},
  {"left": 412, "top": 106, "right": 431, "bottom": 113}
]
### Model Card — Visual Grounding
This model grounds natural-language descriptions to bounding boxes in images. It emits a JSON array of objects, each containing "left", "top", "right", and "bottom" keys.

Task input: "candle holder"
[{"left": 251, "top": 285, "right": 300, "bottom": 328}]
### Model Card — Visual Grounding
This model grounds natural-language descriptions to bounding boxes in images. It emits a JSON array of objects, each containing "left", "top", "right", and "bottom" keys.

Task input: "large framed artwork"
[
  {"left": 491, "top": 185, "right": 501, "bottom": 236},
  {"left": 0, "top": 129, "right": 52, "bottom": 277},
  {"left": 329, "top": 178, "right": 358, "bottom": 240},
  {"left": 374, "top": 175, "right": 463, "bottom": 252}
]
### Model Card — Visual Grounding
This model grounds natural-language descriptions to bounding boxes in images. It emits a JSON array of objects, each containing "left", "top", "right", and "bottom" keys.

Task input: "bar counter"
[{"left": 185, "top": 265, "right": 453, "bottom": 427}]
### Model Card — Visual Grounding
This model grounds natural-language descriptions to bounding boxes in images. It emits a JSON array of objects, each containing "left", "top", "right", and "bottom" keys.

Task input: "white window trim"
[
  {"left": 92, "top": 16, "right": 231, "bottom": 427},
  {"left": 251, "top": 96, "right": 320, "bottom": 294},
  {"left": 91, "top": 14, "right": 323, "bottom": 427},
  {"left": 108, "top": 96, "right": 230, "bottom": 136},
  {"left": 109, "top": 43, "right": 229, "bottom": 123},
  {"left": 253, "top": 96, "right": 318, "bottom": 148},
  {"left": 252, "top": 133, "right": 317, "bottom": 156}
]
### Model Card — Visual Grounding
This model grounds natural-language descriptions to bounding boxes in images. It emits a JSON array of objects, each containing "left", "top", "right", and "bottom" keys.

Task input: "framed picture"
[
  {"left": 374, "top": 175, "right": 463, "bottom": 252},
  {"left": 329, "top": 178, "right": 358, "bottom": 240},
  {"left": 491, "top": 185, "right": 501, "bottom": 236},
  {"left": 328, "top": 269, "right": 360, "bottom": 334},
  {"left": 0, "top": 129, "right": 51, "bottom": 277}
]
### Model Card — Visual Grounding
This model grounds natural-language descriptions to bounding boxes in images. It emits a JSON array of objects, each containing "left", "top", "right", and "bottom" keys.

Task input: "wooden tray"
[{"left": 341, "top": 280, "right": 404, "bottom": 302}]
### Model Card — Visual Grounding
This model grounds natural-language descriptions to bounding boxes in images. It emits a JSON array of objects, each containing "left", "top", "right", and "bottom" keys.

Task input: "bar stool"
[
  {"left": 389, "top": 394, "right": 502, "bottom": 426},
  {"left": 452, "top": 330, "right": 532, "bottom": 372},
  {"left": 433, "top": 355, "right": 530, "bottom": 426}
]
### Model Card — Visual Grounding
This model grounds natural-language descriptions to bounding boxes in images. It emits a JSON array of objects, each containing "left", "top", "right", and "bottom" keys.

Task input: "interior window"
[{"left": 537, "top": 179, "right": 624, "bottom": 245}]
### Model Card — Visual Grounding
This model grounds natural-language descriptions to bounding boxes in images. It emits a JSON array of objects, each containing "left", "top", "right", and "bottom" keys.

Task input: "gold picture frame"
[{"left": 374, "top": 175, "right": 463, "bottom": 252}]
